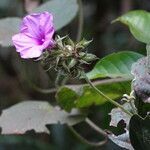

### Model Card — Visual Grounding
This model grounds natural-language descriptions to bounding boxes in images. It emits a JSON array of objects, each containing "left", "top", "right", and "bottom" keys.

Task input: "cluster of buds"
[{"left": 40, "top": 35, "right": 97, "bottom": 78}]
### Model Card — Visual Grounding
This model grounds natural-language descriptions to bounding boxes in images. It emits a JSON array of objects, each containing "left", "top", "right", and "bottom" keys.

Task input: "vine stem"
[
  {"left": 85, "top": 118, "right": 107, "bottom": 137},
  {"left": 146, "top": 44, "right": 150, "bottom": 73},
  {"left": 68, "top": 122, "right": 107, "bottom": 147},
  {"left": 82, "top": 72, "right": 133, "bottom": 116},
  {"left": 76, "top": 0, "right": 84, "bottom": 42}
]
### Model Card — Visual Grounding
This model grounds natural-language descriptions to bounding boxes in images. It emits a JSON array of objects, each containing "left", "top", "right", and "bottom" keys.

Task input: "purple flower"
[{"left": 12, "top": 12, "right": 55, "bottom": 59}]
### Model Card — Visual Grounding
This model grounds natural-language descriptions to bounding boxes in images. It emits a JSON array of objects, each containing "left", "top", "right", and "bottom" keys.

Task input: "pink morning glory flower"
[{"left": 12, "top": 12, "right": 55, "bottom": 59}]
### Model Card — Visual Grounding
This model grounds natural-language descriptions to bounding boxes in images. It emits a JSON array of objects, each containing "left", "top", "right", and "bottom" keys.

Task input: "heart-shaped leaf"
[{"left": 86, "top": 51, "right": 143, "bottom": 80}]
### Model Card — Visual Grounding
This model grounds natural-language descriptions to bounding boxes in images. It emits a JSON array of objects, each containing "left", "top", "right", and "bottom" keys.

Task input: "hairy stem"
[{"left": 82, "top": 72, "right": 133, "bottom": 116}]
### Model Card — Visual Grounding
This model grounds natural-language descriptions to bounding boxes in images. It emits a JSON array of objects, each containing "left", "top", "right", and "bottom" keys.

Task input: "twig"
[
  {"left": 85, "top": 118, "right": 107, "bottom": 137},
  {"left": 76, "top": 0, "right": 84, "bottom": 42},
  {"left": 68, "top": 126, "right": 107, "bottom": 147},
  {"left": 30, "top": 77, "right": 131, "bottom": 94}
]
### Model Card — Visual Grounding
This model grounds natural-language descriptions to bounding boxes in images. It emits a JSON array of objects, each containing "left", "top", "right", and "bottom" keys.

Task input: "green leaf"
[
  {"left": 0, "top": 17, "right": 21, "bottom": 47},
  {"left": 33, "top": 0, "right": 78, "bottom": 30},
  {"left": 129, "top": 115, "right": 150, "bottom": 150},
  {"left": 86, "top": 51, "right": 143, "bottom": 80},
  {"left": 56, "top": 79, "right": 131, "bottom": 109},
  {"left": 56, "top": 87, "right": 78, "bottom": 111},
  {"left": 114, "top": 10, "right": 150, "bottom": 43},
  {"left": 76, "top": 80, "right": 131, "bottom": 108},
  {"left": 0, "top": 101, "right": 84, "bottom": 134}
]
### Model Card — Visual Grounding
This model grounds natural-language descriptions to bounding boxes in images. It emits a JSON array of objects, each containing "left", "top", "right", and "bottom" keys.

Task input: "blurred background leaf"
[
  {"left": 0, "top": 17, "right": 21, "bottom": 46},
  {"left": 33, "top": 0, "right": 79, "bottom": 31},
  {"left": 0, "top": 101, "right": 84, "bottom": 134}
]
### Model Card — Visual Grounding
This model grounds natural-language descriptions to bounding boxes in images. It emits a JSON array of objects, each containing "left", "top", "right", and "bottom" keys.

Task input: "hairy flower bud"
[{"left": 41, "top": 36, "right": 98, "bottom": 78}]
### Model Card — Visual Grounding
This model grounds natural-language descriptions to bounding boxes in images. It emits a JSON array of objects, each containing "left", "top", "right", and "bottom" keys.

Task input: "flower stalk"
[{"left": 82, "top": 72, "right": 133, "bottom": 116}]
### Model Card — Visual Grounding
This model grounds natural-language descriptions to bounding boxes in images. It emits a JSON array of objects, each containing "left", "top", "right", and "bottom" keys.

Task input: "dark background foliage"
[{"left": 0, "top": 0, "right": 149, "bottom": 149}]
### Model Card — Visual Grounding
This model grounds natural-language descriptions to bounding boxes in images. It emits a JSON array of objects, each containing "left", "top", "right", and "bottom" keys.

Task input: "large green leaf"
[
  {"left": 114, "top": 10, "right": 150, "bottom": 43},
  {"left": 56, "top": 79, "right": 131, "bottom": 110},
  {"left": 0, "top": 101, "right": 84, "bottom": 134},
  {"left": 86, "top": 51, "right": 143, "bottom": 80},
  {"left": 56, "top": 87, "right": 77, "bottom": 111},
  {"left": 33, "top": 0, "right": 78, "bottom": 30}
]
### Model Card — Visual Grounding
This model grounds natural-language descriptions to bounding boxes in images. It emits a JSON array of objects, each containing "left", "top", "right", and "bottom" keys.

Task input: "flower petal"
[
  {"left": 21, "top": 13, "right": 42, "bottom": 39},
  {"left": 12, "top": 33, "right": 38, "bottom": 52},
  {"left": 20, "top": 45, "right": 43, "bottom": 59},
  {"left": 12, "top": 12, "right": 55, "bottom": 59},
  {"left": 39, "top": 12, "right": 54, "bottom": 35}
]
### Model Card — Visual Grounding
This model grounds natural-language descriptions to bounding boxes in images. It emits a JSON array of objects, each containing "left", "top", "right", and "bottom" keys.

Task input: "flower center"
[{"left": 38, "top": 37, "right": 45, "bottom": 45}]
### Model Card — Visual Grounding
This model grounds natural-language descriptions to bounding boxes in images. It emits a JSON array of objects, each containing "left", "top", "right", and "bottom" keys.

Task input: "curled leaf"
[
  {"left": 132, "top": 57, "right": 150, "bottom": 103},
  {"left": 108, "top": 131, "right": 134, "bottom": 150},
  {"left": 109, "top": 102, "right": 133, "bottom": 128}
]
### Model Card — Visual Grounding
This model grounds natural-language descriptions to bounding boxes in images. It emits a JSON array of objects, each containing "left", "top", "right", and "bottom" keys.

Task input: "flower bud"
[{"left": 41, "top": 35, "right": 97, "bottom": 78}]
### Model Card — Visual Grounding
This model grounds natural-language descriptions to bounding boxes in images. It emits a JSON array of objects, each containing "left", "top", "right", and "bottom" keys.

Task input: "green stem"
[
  {"left": 31, "top": 85, "right": 56, "bottom": 94},
  {"left": 146, "top": 44, "right": 150, "bottom": 73},
  {"left": 55, "top": 71, "right": 62, "bottom": 89},
  {"left": 83, "top": 72, "right": 133, "bottom": 116},
  {"left": 85, "top": 118, "right": 107, "bottom": 137},
  {"left": 76, "top": 0, "right": 84, "bottom": 42},
  {"left": 68, "top": 126, "right": 107, "bottom": 147}
]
